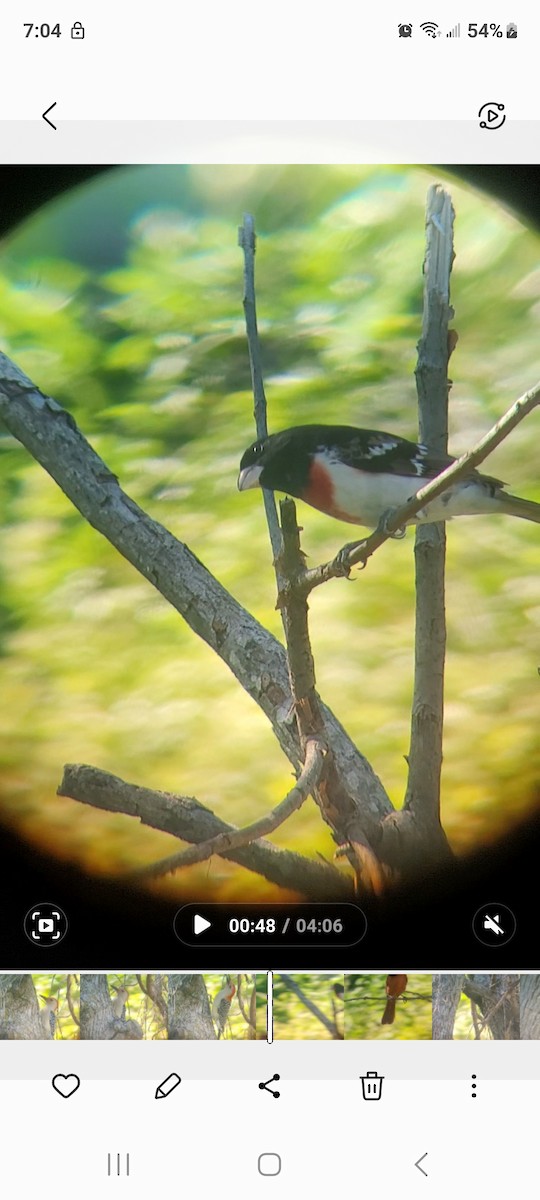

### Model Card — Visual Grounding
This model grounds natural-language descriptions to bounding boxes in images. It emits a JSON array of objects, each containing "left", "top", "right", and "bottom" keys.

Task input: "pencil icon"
[{"left": 155, "top": 1072, "right": 181, "bottom": 1099}]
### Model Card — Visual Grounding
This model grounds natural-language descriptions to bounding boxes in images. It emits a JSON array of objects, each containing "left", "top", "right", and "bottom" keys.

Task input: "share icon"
[{"left": 259, "top": 1073, "right": 281, "bottom": 1098}]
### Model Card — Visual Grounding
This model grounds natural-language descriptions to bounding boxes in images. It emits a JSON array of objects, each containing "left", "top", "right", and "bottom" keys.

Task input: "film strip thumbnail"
[{"left": 1, "top": 974, "right": 539, "bottom": 1040}]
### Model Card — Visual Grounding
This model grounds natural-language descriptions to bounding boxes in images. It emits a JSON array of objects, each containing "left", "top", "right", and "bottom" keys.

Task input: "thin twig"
[
  {"left": 239, "top": 214, "right": 283, "bottom": 571},
  {"left": 298, "top": 378, "right": 540, "bottom": 592},
  {"left": 130, "top": 737, "right": 326, "bottom": 878}
]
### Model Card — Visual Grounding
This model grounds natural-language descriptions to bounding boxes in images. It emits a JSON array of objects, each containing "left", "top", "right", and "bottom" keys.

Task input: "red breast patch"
[
  {"left": 304, "top": 458, "right": 355, "bottom": 523},
  {"left": 304, "top": 458, "right": 335, "bottom": 514}
]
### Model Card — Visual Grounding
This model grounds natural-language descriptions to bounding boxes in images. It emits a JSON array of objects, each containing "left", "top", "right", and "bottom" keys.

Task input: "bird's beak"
[{"left": 237, "top": 464, "right": 263, "bottom": 492}]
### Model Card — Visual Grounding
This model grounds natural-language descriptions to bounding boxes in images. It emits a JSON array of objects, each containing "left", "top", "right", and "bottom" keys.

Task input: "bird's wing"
[{"left": 333, "top": 430, "right": 504, "bottom": 487}]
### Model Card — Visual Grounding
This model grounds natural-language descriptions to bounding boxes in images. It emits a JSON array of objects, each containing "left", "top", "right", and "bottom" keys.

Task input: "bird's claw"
[
  {"left": 334, "top": 540, "right": 367, "bottom": 572},
  {"left": 377, "top": 508, "right": 407, "bottom": 539}
]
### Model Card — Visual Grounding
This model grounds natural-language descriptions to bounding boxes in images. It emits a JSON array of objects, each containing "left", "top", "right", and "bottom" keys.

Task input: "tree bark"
[
  {"left": 519, "top": 975, "right": 540, "bottom": 1039},
  {"left": 80, "top": 974, "right": 142, "bottom": 1040},
  {"left": 0, "top": 974, "right": 43, "bottom": 1040},
  {"left": 168, "top": 974, "right": 216, "bottom": 1039},
  {"left": 463, "top": 974, "right": 520, "bottom": 1039},
  {"left": 402, "top": 185, "right": 453, "bottom": 866},
  {"left": 432, "top": 973, "right": 464, "bottom": 1039}
]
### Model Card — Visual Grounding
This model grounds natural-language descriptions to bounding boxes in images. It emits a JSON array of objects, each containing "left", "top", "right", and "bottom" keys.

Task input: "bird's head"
[{"left": 237, "top": 427, "right": 317, "bottom": 498}]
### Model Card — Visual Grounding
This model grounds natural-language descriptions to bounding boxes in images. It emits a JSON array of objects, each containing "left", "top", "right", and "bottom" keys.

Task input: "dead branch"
[
  {"left": 402, "top": 183, "right": 454, "bottom": 861},
  {"left": 239, "top": 214, "right": 283, "bottom": 568},
  {"left": 0, "top": 348, "right": 391, "bottom": 888},
  {"left": 239, "top": 215, "right": 386, "bottom": 893},
  {"left": 57, "top": 762, "right": 351, "bottom": 899},
  {"left": 128, "top": 736, "right": 326, "bottom": 878}
]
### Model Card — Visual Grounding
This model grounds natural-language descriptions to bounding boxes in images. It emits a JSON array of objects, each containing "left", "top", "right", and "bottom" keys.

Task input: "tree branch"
[
  {"left": 129, "top": 736, "right": 326, "bottom": 878},
  {"left": 0, "top": 349, "right": 392, "bottom": 850},
  {"left": 239, "top": 214, "right": 283, "bottom": 570},
  {"left": 403, "top": 183, "right": 454, "bottom": 857},
  {"left": 57, "top": 763, "right": 351, "bottom": 899},
  {"left": 239, "top": 216, "right": 386, "bottom": 892}
]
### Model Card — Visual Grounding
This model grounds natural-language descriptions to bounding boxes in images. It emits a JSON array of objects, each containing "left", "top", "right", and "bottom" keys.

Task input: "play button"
[
  {"left": 193, "top": 913, "right": 212, "bottom": 935},
  {"left": 478, "top": 101, "right": 506, "bottom": 129}
]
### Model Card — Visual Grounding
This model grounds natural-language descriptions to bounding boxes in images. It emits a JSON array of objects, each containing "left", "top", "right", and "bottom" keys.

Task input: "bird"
[
  {"left": 39, "top": 995, "right": 58, "bottom": 1039},
  {"left": 212, "top": 976, "right": 236, "bottom": 1039},
  {"left": 111, "top": 986, "right": 129, "bottom": 1020},
  {"left": 238, "top": 424, "right": 540, "bottom": 530},
  {"left": 381, "top": 974, "right": 408, "bottom": 1025}
]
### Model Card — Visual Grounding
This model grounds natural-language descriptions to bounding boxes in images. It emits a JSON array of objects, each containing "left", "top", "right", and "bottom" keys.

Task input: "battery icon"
[{"left": 506, "top": 22, "right": 517, "bottom": 37}]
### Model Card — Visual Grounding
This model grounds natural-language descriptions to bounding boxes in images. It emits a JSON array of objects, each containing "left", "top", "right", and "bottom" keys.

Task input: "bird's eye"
[{"left": 253, "top": 442, "right": 263, "bottom": 455}]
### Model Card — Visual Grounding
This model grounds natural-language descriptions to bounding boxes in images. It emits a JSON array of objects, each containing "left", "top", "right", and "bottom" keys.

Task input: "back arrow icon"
[
  {"left": 415, "top": 1152, "right": 428, "bottom": 1176},
  {"left": 42, "top": 102, "right": 57, "bottom": 129}
]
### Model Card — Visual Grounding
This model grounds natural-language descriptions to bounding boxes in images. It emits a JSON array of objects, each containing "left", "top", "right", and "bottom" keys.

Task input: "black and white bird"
[{"left": 238, "top": 424, "right": 540, "bottom": 529}]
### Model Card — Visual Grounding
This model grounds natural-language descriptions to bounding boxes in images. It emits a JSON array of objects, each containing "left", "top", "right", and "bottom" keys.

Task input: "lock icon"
[{"left": 71, "top": 21, "right": 84, "bottom": 38}]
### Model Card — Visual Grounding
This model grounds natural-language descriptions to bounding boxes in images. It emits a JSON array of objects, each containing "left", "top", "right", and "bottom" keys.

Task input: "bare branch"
[
  {"left": 239, "top": 214, "right": 283, "bottom": 570},
  {"left": 404, "top": 183, "right": 454, "bottom": 854},
  {"left": 129, "top": 736, "right": 326, "bottom": 878},
  {"left": 0, "top": 349, "right": 392, "bottom": 836},
  {"left": 57, "top": 763, "right": 351, "bottom": 899},
  {"left": 279, "top": 499, "right": 385, "bottom": 892},
  {"left": 239, "top": 218, "right": 387, "bottom": 892},
  {"left": 300, "top": 378, "right": 540, "bottom": 591}
]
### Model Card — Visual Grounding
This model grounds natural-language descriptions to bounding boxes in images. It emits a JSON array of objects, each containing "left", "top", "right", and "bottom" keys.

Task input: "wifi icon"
[{"left": 420, "top": 21, "right": 440, "bottom": 37}]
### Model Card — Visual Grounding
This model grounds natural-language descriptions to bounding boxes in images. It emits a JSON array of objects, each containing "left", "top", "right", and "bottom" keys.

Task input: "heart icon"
[{"left": 52, "top": 1073, "right": 80, "bottom": 1098}]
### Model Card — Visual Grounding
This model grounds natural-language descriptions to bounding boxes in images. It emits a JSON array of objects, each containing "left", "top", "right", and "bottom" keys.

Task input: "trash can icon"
[{"left": 360, "top": 1071, "right": 384, "bottom": 1100}]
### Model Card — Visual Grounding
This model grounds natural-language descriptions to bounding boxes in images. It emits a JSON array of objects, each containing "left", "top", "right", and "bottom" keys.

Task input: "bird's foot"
[
  {"left": 377, "top": 508, "right": 407, "bottom": 539},
  {"left": 334, "top": 539, "right": 368, "bottom": 572}
]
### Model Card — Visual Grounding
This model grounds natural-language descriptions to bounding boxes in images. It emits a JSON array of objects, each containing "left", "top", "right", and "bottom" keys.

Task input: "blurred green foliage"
[
  {"left": 345, "top": 973, "right": 432, "bottom": 1040},
  {"left": 0, "top": 166, "right": 538, "bottom": 899},
  {"left": 273, "top": 972, "right": 344, "bottom": 1039}
]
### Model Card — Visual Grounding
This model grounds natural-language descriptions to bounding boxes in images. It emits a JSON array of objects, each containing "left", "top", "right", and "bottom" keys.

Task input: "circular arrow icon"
[{"left": 478, "top": 102, "right": 506, "bottom": 129}]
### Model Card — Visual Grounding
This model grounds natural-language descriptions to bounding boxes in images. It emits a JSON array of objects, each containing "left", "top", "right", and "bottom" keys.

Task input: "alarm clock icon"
[{"left": 398, "top": 23, "right": 413, "bottom": 37}]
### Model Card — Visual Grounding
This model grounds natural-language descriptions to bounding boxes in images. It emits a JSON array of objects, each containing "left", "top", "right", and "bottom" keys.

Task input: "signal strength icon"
[
  {"left": 420, "top": 21, "right": 440, "bottom": 37},
  {"left": 446, "top": 22, "right": 460, "bottom": 37}
]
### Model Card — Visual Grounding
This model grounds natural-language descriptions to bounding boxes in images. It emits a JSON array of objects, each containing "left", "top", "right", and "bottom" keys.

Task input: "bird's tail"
[
  {"left": 381, "top": 998, "right": 396, "bottom": 1025},
  {"left": 499, "top": 492, "right": 540, "bottom": 524}
]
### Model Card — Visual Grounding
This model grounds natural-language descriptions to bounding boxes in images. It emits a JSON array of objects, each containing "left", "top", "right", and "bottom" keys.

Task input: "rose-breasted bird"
[
  {"left": 381, "top": 974, "right": 408, "bottom": 1025},
  {"left": 238, "top": 424, "right": 540, "bottom": 529}
]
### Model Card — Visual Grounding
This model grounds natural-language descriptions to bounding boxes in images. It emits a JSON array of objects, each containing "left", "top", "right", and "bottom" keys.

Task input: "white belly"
[{"left": 325, "top": 461, "right": 500, "bottom": 528}]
